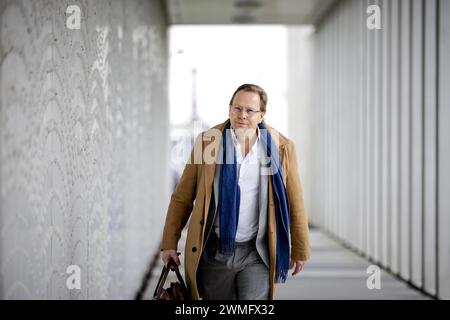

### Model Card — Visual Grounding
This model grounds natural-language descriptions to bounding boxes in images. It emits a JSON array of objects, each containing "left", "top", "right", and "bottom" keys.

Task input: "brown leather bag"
[{"left": 153, "top": 257, "right": 189, "bottom": 300}]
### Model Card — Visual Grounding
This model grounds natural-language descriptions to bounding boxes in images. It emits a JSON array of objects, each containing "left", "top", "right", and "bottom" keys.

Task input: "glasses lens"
[{"left": 231, "top": 106, "right": 260, "bottom": 116}]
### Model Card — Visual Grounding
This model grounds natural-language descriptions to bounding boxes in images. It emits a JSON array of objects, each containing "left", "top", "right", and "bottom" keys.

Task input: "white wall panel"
[
  {"left": 399, "top": 0, "right": 412, "bottom": 282},
  {"left": 438, "top": 0, "right": 450, "bottom": 300},
  {"left": 373, "top": 0, "right": 381, "bottom": 263},
  {"left": 380, "top": 0, "right": 390, "bottom": 268},
  {"left": 389, "top": 0, "right": 401, "bottom": 275},
  {"left": 423, "top": 0, "right": 438, "bottom": 296},
  {"left": 359, "top": 0, "right": 368, "bottom": 253},
  {"left": 310, "top": 0, "right": 448, "bottom": 299},
  {"left": 410, "top": 0, "right": 424, "bottom": 288}
]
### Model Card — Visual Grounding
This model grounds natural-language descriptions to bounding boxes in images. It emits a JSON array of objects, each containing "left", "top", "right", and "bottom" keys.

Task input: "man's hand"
[
  {"left": 289, "top": 259, "right": 305, "bottom": 276},
  {"left": 161, "top": 249, "right": 181, "bottom": 266}
]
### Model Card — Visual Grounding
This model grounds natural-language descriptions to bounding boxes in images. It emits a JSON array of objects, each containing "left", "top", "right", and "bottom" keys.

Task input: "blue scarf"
[{"left": 218, "top": 120, "right": 291, "bottom": 283}]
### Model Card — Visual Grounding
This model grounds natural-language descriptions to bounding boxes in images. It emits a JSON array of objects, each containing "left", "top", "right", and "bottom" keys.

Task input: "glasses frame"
[{"left": 230, "top": 105, "right": 263, "bottom": 118}]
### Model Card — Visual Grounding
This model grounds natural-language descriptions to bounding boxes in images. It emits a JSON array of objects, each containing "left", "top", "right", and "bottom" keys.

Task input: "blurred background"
[{"left": 0, "top": 0, "right": 448, "bottom": 300}]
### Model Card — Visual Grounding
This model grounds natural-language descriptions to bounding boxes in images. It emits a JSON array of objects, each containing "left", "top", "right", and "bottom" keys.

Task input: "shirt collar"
[{"left": 230, "top": 126, "right": 260, "bottom": 147}]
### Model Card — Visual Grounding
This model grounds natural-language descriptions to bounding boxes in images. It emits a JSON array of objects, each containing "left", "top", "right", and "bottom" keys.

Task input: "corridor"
[{"left": 0, "top": 0, "right": 449, "bottom": 300}]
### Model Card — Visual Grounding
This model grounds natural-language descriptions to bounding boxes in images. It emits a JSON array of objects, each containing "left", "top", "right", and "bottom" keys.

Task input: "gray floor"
[
  {"left": 276, "top": 229, "right": 430, "bottom": 300},
  {"left": 146, "top": 228, "right": 431, "bottom": 300}
]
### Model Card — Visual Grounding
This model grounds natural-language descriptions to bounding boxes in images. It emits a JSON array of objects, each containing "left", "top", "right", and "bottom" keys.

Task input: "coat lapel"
[{"left": 202, "top": 120, "right": 227, "bottom": 221}]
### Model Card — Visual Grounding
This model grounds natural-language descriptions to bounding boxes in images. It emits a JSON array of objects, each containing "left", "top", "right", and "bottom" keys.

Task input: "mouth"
[{"left": 236, "top": 122, "right": 247, "bottom": 126}]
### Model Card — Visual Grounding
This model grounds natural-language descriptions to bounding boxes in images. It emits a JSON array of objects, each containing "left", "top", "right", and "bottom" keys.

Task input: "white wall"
[
  {"left": 0, "top": 0, "right": 170, "bottom": 299},
  {"left": 287, "top": 26, "right": 314, "bottom": 224},
  {"left": 310, "top": 0, "right": 449, "bottom": 299}
]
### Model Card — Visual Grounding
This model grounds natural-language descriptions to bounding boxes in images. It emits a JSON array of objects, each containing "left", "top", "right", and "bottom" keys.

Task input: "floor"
[{"left": 146, "top": 228, "right": 431, "bottom": 300}]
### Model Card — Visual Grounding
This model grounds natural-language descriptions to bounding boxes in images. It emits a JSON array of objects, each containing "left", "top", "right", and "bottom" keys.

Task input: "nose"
[{"left": 238, "top": 110, "right": 248, "bottom": 119}]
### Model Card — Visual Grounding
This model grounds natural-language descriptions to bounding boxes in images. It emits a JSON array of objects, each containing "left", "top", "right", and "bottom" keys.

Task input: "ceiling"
[{"left": 164, "top": 0, "right": 339, "bottom": 25}]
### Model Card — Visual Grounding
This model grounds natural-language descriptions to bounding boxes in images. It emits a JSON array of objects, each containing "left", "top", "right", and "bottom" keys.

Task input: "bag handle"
[
  {"left": 153, "top": 261, "right": 170, "bottom": 299},
  {"left": 153, "top": 257, "right": 188, "bottom": 299}
]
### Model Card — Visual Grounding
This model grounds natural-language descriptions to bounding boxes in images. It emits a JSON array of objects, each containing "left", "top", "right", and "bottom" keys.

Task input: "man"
[{"left": 160, "top": 84, "right": 310, "bottom": 300}]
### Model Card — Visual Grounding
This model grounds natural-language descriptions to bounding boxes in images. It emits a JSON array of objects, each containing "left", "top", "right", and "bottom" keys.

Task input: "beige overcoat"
[{"left": 160, "top": 119, "right": 310, "bottom": 299}]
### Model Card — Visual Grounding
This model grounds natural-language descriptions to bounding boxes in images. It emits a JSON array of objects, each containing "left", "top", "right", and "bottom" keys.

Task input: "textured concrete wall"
[
  {"left": 0, "top": 0, "right": 169, "bottom": 299},
  {"left": 311, "top": 0, "right": 449, "bottom": 299}
]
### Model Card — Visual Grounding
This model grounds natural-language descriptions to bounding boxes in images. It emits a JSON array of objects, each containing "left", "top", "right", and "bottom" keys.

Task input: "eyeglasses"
[{"left": 230, "top": 105, "right": 262, "bottom": 117}]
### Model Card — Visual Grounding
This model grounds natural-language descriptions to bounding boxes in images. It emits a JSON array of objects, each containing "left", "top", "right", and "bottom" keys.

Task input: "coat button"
[
  {"left": 200, "top": 219, "right": 204, "bottom": 226},
  {"left": 192, "top": 247, "right": 197, "bottom": 252}
]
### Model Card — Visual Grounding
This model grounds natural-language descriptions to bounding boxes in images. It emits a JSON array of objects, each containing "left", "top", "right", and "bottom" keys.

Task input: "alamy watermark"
[
  {"left": 170, "top": 121, "right": 283, "bottom": 176},
  {"left": 66, "top": 5, "right": 81, "bottom": 30},
  {"left": 367, "top": 5, "right": 382, "bottom": 30},
  {"left": 366, "top": 265, "right": 381, "bottom": 290},
  {"left": 65, "top": 265, "right": 81, "bottom": 290}
]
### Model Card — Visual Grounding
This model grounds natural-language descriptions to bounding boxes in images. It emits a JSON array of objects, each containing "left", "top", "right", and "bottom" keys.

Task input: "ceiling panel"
[{"left": 165, "top": 0, "right": 339, "bottom": 25}]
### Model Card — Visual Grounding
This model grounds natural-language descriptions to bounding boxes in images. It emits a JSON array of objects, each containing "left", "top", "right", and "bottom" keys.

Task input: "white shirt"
[{"left": 214, "top": 127, "right": 261, "bottom": 242}]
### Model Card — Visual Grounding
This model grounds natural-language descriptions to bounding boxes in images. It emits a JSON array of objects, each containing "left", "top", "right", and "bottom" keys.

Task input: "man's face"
[{"left": 228, "top": 90, "right": 265, "bottom": 135}]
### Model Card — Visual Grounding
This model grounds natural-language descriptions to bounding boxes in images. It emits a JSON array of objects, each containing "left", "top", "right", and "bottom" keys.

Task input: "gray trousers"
[{"left": 197, "top": 232, "right": 270, "bottom": 300}]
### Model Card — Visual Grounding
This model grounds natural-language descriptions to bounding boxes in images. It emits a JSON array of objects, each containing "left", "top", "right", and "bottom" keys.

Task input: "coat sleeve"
[
  {"left": 285, "top": 140, "right": 311, "bottom": 261},
  {"left": 160, "top": 133, "right": 203, "bottom": 251}
]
